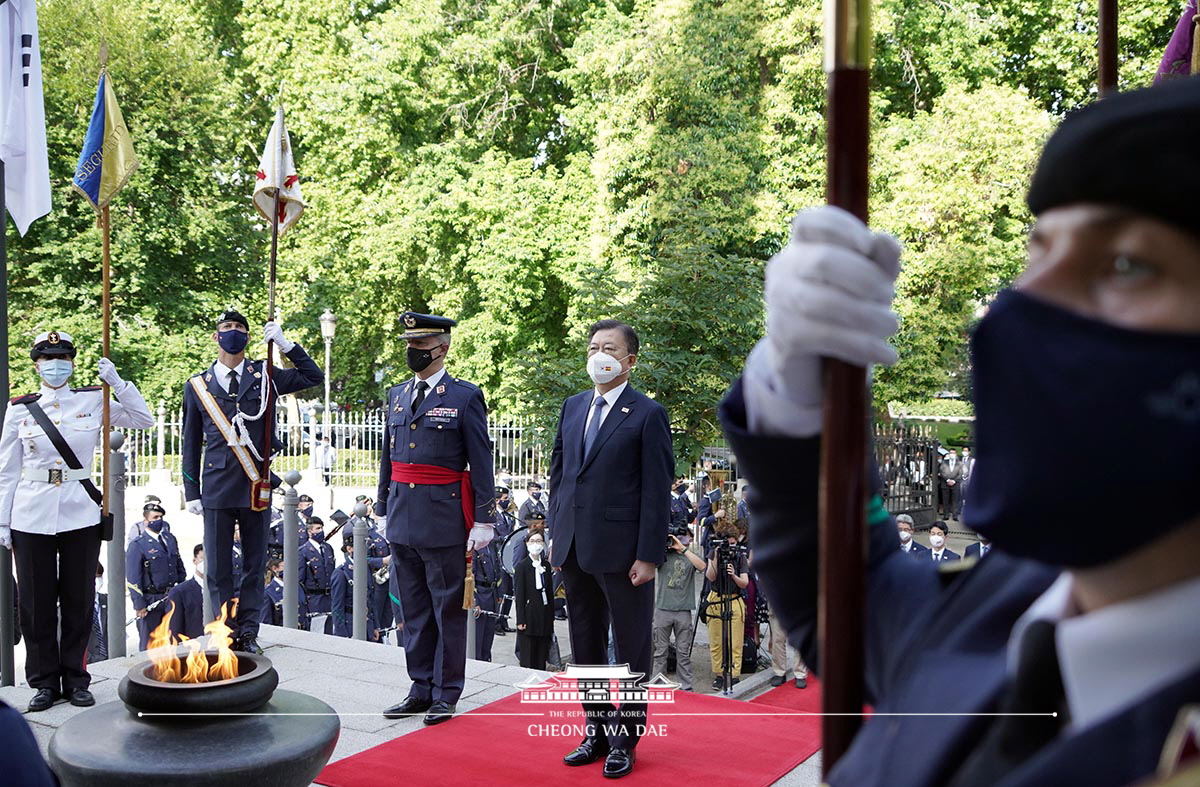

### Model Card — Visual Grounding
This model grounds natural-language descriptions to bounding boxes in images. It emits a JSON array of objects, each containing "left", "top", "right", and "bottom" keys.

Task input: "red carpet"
[{"left": 316, "top": 688, "right": 821, "bottom": 787}]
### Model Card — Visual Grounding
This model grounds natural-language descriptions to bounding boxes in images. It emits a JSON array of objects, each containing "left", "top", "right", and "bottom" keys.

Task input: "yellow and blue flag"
[{"left": 71, "top": 70, "right": 138, "bottom": 212}]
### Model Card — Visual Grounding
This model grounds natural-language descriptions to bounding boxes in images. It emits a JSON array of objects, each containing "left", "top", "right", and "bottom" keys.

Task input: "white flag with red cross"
[{"left": 253, "top": 107, "right": 303, "bottom": 233}]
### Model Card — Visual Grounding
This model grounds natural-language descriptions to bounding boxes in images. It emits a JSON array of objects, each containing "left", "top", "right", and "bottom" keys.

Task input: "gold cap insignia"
[
  {"left": 403, "top": 314, "right": 417, "bottom": 328},
  {"left": 48, "top": 331, "right": 60, "bottom": 345}
]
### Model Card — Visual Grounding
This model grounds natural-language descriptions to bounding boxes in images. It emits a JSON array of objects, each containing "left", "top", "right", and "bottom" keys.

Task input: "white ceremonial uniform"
[{"left": 0, "top": 382, "right": 153, "bottom": 534}]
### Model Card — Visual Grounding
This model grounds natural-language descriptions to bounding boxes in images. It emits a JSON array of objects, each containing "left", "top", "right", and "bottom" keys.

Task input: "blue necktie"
[{"left": 583, "top": 397, "right": 607, "bottom": 457}]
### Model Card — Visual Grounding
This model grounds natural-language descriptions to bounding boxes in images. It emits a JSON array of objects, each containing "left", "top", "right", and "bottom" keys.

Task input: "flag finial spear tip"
[{"left": 98, "top": 40, "right": 109, "bottom": 69}]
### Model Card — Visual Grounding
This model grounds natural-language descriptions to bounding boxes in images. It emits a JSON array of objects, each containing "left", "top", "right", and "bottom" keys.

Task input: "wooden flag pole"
[
  {"left": 101, "top": 203, "right": 112, "bottom": 525},
  {"left": 820, "top": 0, "right": 872, "bottom": 775},
  {"left": 1099, "top": 0, "right": 1118, "bottom": 94}
]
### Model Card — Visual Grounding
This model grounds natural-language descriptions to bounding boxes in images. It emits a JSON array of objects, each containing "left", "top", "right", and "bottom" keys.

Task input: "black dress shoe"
[
  {"left": 769, "top": 675, "right": 785, "bottom": 687},
  {"left": 563, "top": 736, "right": 610, "bottom": 766},
  {"left": 66, "top": 688, "right": 95, "bottom": 707},
  {"left": 27, "top": 688, "right": 60, "bottom": 712},
  {"left": 383, "top": 695, "right": 433, "bottom": 719},
  {"left": 794, "top": 676, "right": 807, "bottom": 689},
  {"left": 422, "top": 700, "right": 456, "bottom": 725},
  {"left": 233, "top": 635, "right": 263, "bottom": 655},
  {"left": 603, "top": 747, "right": 636, "bottom": 778}
]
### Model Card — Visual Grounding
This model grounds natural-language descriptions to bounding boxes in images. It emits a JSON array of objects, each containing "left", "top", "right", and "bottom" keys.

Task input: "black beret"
[
  {"left": 307, "top": 516, "right": 324, "bottom": 527},
  {"left": 217, "top": 310, "right": 250, "bottom": 330},
  {"left": 399, "top": 312, "right": 456, "bottom": 340},
  {"left": 299, "top": 494, "right": 313, "bottom": 502},
  {"left": 1027, "top": 78, "right": 1200, "bottom": 238},
  {"left": 526, "top": 510, "right": 546, "bottom": 521}
]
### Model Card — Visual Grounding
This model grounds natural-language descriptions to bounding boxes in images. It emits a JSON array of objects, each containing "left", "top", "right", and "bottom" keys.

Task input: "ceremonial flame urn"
[{"left": 48, "top": 610, "right": 339, "bottom": 786}]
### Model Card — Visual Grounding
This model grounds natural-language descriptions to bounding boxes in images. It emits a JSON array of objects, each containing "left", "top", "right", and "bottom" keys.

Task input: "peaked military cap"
[
  {"left": 31, "top": 330, "right": 77, "bottom": 360},
  {"left": 217, "top": 310, "right": 250, "bottom": 330},
  {"left": 143, "top": 503, "right": 166, "bottom": 515},
  {"left": 399, "top": 312, "right": 456, "bottom": 340},
  {"left": 1027, "top": 77, "right": 1200, "bottom": 238}
]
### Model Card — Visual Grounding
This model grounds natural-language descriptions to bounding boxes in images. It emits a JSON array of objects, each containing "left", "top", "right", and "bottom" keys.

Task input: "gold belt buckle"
[{"left": 48, "top": 468, "right": 63, "bottom": 485}]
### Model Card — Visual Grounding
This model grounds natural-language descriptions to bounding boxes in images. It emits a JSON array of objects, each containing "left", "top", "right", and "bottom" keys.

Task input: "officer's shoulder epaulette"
[
  {"left": 10, "top": 392, "right": 41, "bottom": 405},
  {"left": 452, "top": 377, "right": 480, "bottom": 392},
  {"left": 71, "top": 385, "right": 103, "bottom": 393}
]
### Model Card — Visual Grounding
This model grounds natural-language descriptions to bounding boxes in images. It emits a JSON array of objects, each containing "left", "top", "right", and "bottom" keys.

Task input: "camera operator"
[
  {"left": 703, "top": 518, "right": 750, "bottom": 690},
  {"left": 652, "top": 525, "right": 706, "bottom": 691}
]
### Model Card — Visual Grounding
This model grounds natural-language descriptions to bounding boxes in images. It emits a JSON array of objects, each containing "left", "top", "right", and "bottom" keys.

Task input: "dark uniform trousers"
[
  {"left": 391, "top": 542, "right": 468, "bottom": 705},
  {"left": 202, "top": 507, "right": 267, "bottom": 632},
  {"left": 13, "top": 525, "right": 102, "bottom": 691},
  {"left": 558, "top": 544, "right": 656, "bottom": 749}
]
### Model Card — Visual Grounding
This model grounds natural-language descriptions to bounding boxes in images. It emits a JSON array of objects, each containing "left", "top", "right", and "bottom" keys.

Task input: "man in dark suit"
[
  {"left": 375, "top": 312, "right": 496, "bottom": 726},
  {"left": 938, "top": 451, "right": 962, "bottom": 520},
  {"left": 167, "top": 545, "right": 206, "bottom": 641},
  {"left": 549, "top": 319, "right": 674, "bottom": 779},
  {"left": 927, "top": 521, "right": 960, "bottom": 563},
  {"left": 182, "top": 310, "right": 323, "bottom": 653},
  {"left": 719, "top": 78, "right": 1200, "bottom": 787},
  {"left": 896, "top": 514, "right": 928, "bottom": 559},
  {"left": 964, "top": 538, "right": 991, "bottom": 561}
]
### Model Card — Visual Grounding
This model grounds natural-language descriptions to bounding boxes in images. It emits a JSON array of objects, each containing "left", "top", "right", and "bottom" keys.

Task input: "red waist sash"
[{"left": 391, "top": 461, "right": 472, "bottom": 534}]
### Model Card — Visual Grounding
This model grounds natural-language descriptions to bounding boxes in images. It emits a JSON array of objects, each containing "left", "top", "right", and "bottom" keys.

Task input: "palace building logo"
[{"left": 514, "top": 664, "right": 681, "bottom": 705}]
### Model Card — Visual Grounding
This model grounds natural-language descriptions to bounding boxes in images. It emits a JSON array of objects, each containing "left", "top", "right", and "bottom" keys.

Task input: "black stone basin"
[
  {"left": 48, "top": 650, "right": 340, "bottom": 787},
  {"left": 118, "top": 648, "right": 279, "bottom": 715}
]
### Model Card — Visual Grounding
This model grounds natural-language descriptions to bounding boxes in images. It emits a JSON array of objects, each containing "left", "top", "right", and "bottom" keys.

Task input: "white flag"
[
  {"left": 253, "top": 108, "right": 304, "bottom": 234},
  {"left": 0, "top": 0, "right": 50, "bottom": 236}
]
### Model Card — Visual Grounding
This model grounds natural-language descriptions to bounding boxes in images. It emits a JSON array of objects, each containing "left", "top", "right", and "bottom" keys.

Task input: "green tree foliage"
[{"left": 3, "top": 0, "right": 1184, "bottom": 462}]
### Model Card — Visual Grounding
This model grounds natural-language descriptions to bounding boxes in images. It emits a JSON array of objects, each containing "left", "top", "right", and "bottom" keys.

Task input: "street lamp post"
[{"left": 319, "top": 309, "right": 336, "bottom": 443}]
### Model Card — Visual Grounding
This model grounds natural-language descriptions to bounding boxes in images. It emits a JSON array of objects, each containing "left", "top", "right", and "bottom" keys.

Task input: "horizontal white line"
[
  {"left": 137, "top": 712, "right": 542, "bottom": 717},
  {"left": 656, "top": 712, "right": 1058, "bottom": 717}
]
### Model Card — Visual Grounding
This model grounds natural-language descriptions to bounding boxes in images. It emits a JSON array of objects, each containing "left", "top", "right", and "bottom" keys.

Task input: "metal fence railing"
[
  {"left": 873, "top": 420, "right": 941, "bottom": 523},
  {"left": 119, "top": 401, "right": 552, "bottom": 489}
]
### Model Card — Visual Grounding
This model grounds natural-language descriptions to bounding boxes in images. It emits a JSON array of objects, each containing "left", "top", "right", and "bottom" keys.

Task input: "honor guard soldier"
[
  {"left": 493, "top": 485, "right": 517, "bottom": 634},
  {"left": 298, "top": 494, "right": 315, "bottom": 523},
  {"left": 261, "top": 558, "right": 306, "bottom": 628},
  {"left": 167, "top": 545, "right": 206, "bottom": 641},
  {"left": 376, "top": 312, "right": 496, "bottom": 725},
  {"left": 0, "top": 331, "right": 153, "bottom": 711},
  {"left": 355, "top": 495, "right": 394, "bottom": 634},
  {"left": 127, "top": 494, "right": 172, "bottom": 547},
  {"left": 126, "top": 503, "right": 187, "bottom": 650},
  {"left": 471, "top": 532, "right": 504, "bottom": 660},
  {"left": 300, "top": 517, "right": 335, "bottom": 632},
  {"left": 181, "top": 311, "right": 322, "bottom": 654},
  {"left": 332, "top": 531, "right": 379, "bottom": 640}
]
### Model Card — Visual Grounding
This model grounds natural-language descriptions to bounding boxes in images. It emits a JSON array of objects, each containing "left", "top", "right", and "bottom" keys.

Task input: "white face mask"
[
  {"left": 527, "top": 542, "right": 544, "bottom": 557},
  {"left": 898, "top": 529, "right": 912, "bottom": 543},
  {"left": 95, "top": 577, "right": 104, "bottom": 594},
  {"left": 930, "top": 534, "right": 946, "bottom": 549},
  {"left": 195, "top": 559, "right": 206, "bottom": 578},
  {"left": 587, "top": 352, "right": 629, "bottom": 385},
  {"left": 37, "top": 359, "right": 73, "bottom": 388}
]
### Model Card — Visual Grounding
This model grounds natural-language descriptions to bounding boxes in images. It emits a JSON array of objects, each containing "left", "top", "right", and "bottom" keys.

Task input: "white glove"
[
  {"left": 747, "top": 206, "right": 901, "bottom": 438},
  {"left": 467, "top": 523, "right": 495, "bottom": 551},
  {"left": 264, "top": 321, "right": 295, "bottom": 353},
  {"left": 97, "top": 357, "right": 125, "bottom": 390},
  {"left": 186, "top": 499, "right": 204, "bottom": 516},
  {"left": 0, "top": 525, "right": 10, "bottom": 550}
]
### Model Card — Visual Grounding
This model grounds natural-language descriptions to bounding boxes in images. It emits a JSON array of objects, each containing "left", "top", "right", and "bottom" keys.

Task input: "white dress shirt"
[
  {"left": 411, "top": 367, "right": 448, "bottom": 405},
  {"left": 1010, "top": 572, "right": 1200, "bottom": 732},
  {"left": 584, "top": 381, "right": 629, "bottom": 433},
  {"left": 213, "top": 359, "right": 246, "bottom": 394},
  {"left": 0, "top": 382, "right": 153, "bottom": 534}
]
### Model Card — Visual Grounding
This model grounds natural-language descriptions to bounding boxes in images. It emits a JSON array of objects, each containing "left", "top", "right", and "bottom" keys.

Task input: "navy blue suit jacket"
[
  {"left": 549, "top": 385, "right": 674, "bottom": 574},
  {"left": 126, "top": 530, "right": 187, "bottom": 610},
  {"left": 166, "top": 578, "right": 205, "bottom": 640},
  {"left": 719, "top": 378, "right": 1199, "bottom": 787},
  {"left": 964, "top": 542, "right": 990, "bottom": 560},
  {"left": 182, "top": 345, "right": 323, "bottom": 508},
  {"left": 903, "top": 541, "right": 930, "bottom": 558},
  {"left": 374, "top": 373, "right": 496, "bottom": 547}
]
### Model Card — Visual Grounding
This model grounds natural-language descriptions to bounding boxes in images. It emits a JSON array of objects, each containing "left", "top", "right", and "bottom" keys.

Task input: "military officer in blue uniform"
[
  {"left": 721, "top": 79, "right": 1200, "bottom": 787},
  {"left": 471, "top": 534, "right": 504, "bottom": 660},
  {"left": 181, "top": 310, "right": 322, "bottom": 654},
  {"left": 492, "top": 485, "right": 517, "bottom": 634},
  {"left": 126, "top": 504, "right": 187, "bottom": 650},
  {"left": 167, "top": 544, "right": 206, "bottom": 641},
  {"left": 354, "top": 495, "right": 394, "bottom": 635},
  {"left": 331, "top": 531, "right": 379, "bottom": 640},
  {"left": 376, "top": 312, "right": 496, "bottom": 725},
  {"left": 299, "top": 516, "right": 335, "bottom": 633},
  {"left": 261, "top": 558, "right": 307, "bottom": 628}
]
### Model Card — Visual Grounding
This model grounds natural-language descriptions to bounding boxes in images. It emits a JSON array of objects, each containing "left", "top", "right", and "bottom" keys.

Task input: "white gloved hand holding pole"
[
  {"left": 97, "top": 357, "right": 126, "bottom": 392},
  {"left": 746, "top": 206, "right": 902, "bottom": 438},
  {"left": 186, "top": 499, "right": 204, "bottom": 516},
  {"left": 466, "top": 523, "right": 495, "bottom": 552},
  {"left": 264, "top": 321, "right": 295, "bottom": 353}
]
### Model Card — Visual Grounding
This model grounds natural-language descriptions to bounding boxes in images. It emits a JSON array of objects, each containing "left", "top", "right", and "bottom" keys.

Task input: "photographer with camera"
[
  {"left": 651, "top": 519, "right": 706, "bottom": 691},
  {"left": 703, "top": 518, "right": 750, "bottom": 691}
]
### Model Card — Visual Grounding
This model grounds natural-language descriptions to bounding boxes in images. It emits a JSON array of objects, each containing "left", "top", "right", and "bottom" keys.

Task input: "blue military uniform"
[
  {"left": 471, "top": 540, "right": 503, "bottom": 661},
  {"left": 181, "top": 312, "right": 322, "bottom": 646},
  {"left": 299, "top": 535, "right": 335, "bottom": 633},
  {"left": 126, "top": 527, "right": 187, "bottom": 650},
  {"left": 374, "top": 312, "right": 496, "bottom": 713},
  {"left": 363, "top": 518, "right": 393, "bottom": 633},
  {"left": 261, "top": 575, "right": 309, "bottom": 629},
  {"left": 493, "top": 497, "right": 517, "bottom": 632},
  {"left": 166, "top": 577, "right": 205, "bottom": 641},
  {"left": 331, "top": 557, "right": 378, "bottom": 639}
]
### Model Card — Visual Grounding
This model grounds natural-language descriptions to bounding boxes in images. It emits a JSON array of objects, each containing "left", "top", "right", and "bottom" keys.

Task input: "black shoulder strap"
[{"left": 21, "top": 400, "right": 103, "bottom": 506}]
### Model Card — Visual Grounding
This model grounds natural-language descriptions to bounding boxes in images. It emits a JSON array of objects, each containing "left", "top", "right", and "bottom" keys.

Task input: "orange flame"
[{"left": 145, "top": 600, "right": 241, "bottom": 684}]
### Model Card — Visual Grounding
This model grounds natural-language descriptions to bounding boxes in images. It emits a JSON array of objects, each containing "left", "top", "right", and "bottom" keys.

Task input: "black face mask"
[
  {"left": 966, "top": 289, "right": 1200, "bottom": 568},
  {"left": 406, "top": 346, "right": 439, "bottom": 373},
  {"left": 311, "top": 531, "right": 325, "bottom": 543}
]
